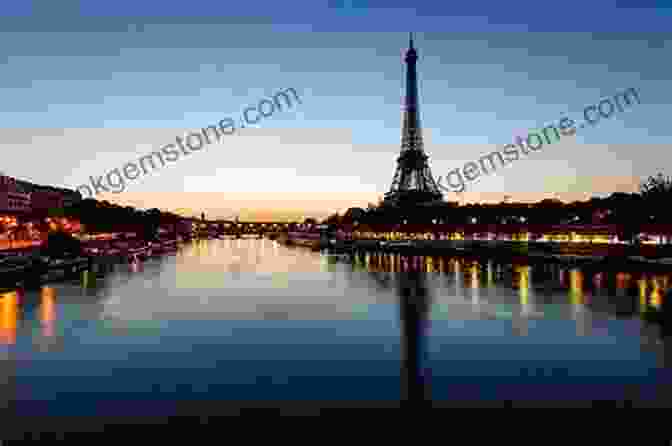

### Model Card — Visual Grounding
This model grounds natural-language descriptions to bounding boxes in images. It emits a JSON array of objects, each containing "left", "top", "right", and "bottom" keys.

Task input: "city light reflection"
[
  {"left": 40, "top": 287, "right": 56, "bottom": 338},
  {"left": 638, "top": 278, "right": 648, "bottom": 313},
  {"left": 650, "top": 277, "right": 663, "bottom": 309},
  {"left": 469, "top": 263, "right": 479, "bottom": 289},
  {"left": 130, "top": 259, "right": 142, "bottom": 273},
  {"left": 486, "top": 261, "right": 494, "bottom": 288},
  {"left": 0, "top": 290, "right": 18, "bottom": 345},
  {"left": 593, "top": 272, "right": 603, "bottom": 289},
  {"left": 454, "top": 259, "right": 461, "bottom": 293},
  {"left": 569, "top": 269, "right": 584, "bottom": 306},
  {"left": 518, "top": 266, "right": 530, "bottom": 307},
  {"left": 616, "top": 272, "right": 630, "bottom": 290}
]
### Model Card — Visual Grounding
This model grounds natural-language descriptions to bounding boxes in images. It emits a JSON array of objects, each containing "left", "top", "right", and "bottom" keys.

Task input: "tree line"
[
  {"left": 2, "top": 197, "right": 185, "bottom": 243},
  {"left": 319, "top": 173, "right": 672, "bottom": 240}
]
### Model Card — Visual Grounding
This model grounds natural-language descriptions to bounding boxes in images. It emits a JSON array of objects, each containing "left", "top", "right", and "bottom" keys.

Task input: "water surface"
[{"left": 2, "top": 238, "right": 671, "bottom": 414}]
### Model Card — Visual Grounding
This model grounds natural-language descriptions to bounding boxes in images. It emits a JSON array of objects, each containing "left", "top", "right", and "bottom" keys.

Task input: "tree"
[
  {"left": 323, "top": 212, "right": 341, "bottom": 225},
  {"left": 641, "top": 173, "right": 672, "bottom": 196},
  {"left": 142, "top": 208, "right": 162, "bottom": 240},
  {"left": 640, "top": 173, "right": 672, "bottom": 223}
]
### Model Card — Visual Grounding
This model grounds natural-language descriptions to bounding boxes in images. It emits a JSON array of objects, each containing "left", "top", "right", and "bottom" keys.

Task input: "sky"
[{"left": 0, "top": 0, "right": 670, "bottom": 220}]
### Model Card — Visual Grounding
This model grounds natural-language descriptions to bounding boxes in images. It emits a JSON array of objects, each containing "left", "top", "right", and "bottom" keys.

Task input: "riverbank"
[
  {"left": 0, "top": 256, "right": 91, "bottom": 290},
  {"left": 317, "top": 238, "right": 672, "bottom": 269},
  {"left": 0, "top": 237, "right": 183, "bottom": 290}
]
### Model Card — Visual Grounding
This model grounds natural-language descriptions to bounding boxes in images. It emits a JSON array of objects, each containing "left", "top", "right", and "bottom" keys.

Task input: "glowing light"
[
  {"left": 40, "top": 287, "right": 56, "bottom": 337},
  {"left": 637, "top": 279, "right": 647, "bottom": 312},
  {"left": 520, "top": 286, "right": 529, "bottom": 306},
  {"left": 569, "top": 270, "right": 584, "bottom": 305},
  {"left": 470, "top": 264, "right": 479, "bottom": 289},
  {"left": 650, "top": 277, "right": 663, "bottom": 309},
  {"left": 425, "top": 256, "right": 433, "bottom": 273},
  {"left": 616, "top": 272, "right": 630, "bottom": 289},
  {"left": 0, "top": 291, "right": 18, "bottom": 345},
  {"left": 593, "top": 273, "right": 603, "bottom": 288},
  {"left": 519, "top": 266, "right": 529, "bottom": 286}
]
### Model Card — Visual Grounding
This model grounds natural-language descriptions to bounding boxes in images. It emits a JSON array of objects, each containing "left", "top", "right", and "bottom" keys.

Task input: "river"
[{"left": 1, "top": 238, "right": 671, "bottom": 421}]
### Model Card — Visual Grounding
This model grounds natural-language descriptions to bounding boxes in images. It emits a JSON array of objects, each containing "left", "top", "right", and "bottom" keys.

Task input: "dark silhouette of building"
[
  {"left": 0, "top": 175, "right": 31, "bottom": 215},
  {"left": 30, "top": 190, "right": 64, "bottom": 215},
  {"left": 14, "top": 178, "right": 82, "bottom": 211},
  {"left": 384, "top": 33, "right": 443, "bottom": 208}
]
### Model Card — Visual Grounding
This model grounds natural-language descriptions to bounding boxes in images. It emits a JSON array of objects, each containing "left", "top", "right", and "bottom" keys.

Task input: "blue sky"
[{"left": 0, "top": 0, "right": 670, "bottom": 219}]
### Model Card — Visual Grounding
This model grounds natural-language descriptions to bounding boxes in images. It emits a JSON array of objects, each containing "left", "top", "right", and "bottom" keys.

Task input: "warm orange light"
[
  {"left": 40, "top": 287, "right": 56, "bottom": 338},
  {"left": 648, "top": 277, "right": 663, "bottom": 309},
  {"left": 0, "top": 291, "right": 18, "bottom": 345},
  {"left": 570, "top": 270, "right": 584, "bottom": 305},
  {"left": 470, "top": 264, "right": 479, "bottom": 288},
  {"left": 616, "top": 272, "right": 630, "bottom": 290}
]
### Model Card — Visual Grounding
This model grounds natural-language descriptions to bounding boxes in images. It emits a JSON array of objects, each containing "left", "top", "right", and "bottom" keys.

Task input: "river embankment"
[
  {"left": 0, "top": 236, "right": 183, "bottom": 290},
  {"left": 318, "top": 238, "right": 672, "bottom": 269}
]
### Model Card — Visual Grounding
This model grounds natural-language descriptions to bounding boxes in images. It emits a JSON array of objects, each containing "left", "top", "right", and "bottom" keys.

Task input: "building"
[
  {"left": 0, "top": 190, "right": 31, "bottom": 214},
  {"left": 0, "top": 176, "right": 17, "bottom": 190},
  {"left": 14, "top": 178, "right": 82, "bottom": 213},
  {"left": 30, "top": 189, "right": 64, "bottom": 214},
  {"left": 0, "top": 174, "right": 82, "bottom": 219},
  {"left": 0, "top": 175, "right": 31, "bottom": 215}
]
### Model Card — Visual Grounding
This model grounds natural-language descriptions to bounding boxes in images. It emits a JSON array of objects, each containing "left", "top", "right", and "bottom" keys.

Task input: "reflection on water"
[
  {"left": 0, "top": 290, "right": 18, "bottom": 345},
  {"left": 333, "top": 249, "right": 672, "bottom": 404},
  {"left": 341, "top": 250, "right": 672, "bottom": 326},
  {"left": 40, "top": 287, "right": 56, "bottom": 338},
  {"left": 0, "top": 239, "right": 671, "bottom": 414}
]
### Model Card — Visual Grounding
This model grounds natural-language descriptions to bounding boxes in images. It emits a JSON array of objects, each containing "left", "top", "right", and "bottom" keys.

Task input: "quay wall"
[{"left": 331, "top": 239, "right": 672, "bottom": 260}]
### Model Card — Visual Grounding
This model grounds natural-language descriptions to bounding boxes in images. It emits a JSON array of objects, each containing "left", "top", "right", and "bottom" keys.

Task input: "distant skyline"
[{"left": 1, "top": 0, "right": 669, "bottom": 220}]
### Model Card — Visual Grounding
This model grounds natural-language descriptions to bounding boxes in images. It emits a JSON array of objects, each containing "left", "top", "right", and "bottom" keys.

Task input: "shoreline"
[
  {"left": 281, "top": 236, "right": 672, "bottom": 269},
  {"left": 0, "top": 237, "right": 183, "bottom": 291}
]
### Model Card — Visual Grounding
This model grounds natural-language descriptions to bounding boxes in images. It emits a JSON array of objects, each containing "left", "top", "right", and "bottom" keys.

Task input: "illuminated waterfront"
[{"left": 1, "top": 238, "right": 671, "bottom": 420}]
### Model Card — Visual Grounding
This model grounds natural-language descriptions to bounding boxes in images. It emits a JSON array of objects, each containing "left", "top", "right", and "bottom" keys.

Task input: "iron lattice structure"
[{"left": 384, "top": 34, "right": 443, "bottom": 207}]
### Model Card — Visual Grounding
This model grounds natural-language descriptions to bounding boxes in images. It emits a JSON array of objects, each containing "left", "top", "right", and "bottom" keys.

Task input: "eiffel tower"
[{"left": 383, "top": 33, "right": 443, "bottom": 207}]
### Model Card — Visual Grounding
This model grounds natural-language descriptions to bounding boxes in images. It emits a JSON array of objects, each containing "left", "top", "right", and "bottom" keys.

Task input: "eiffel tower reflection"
[
  {"left": 397, "top": 264, "right": 432, "bottom": 406},
  {"left": 349, "top": 251, "right": 433, "bottom": 406}
]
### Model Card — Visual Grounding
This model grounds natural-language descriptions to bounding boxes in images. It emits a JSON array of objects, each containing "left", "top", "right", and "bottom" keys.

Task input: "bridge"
[{"left": 184, "top": 218, "right": 311, "bottom": 237}]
